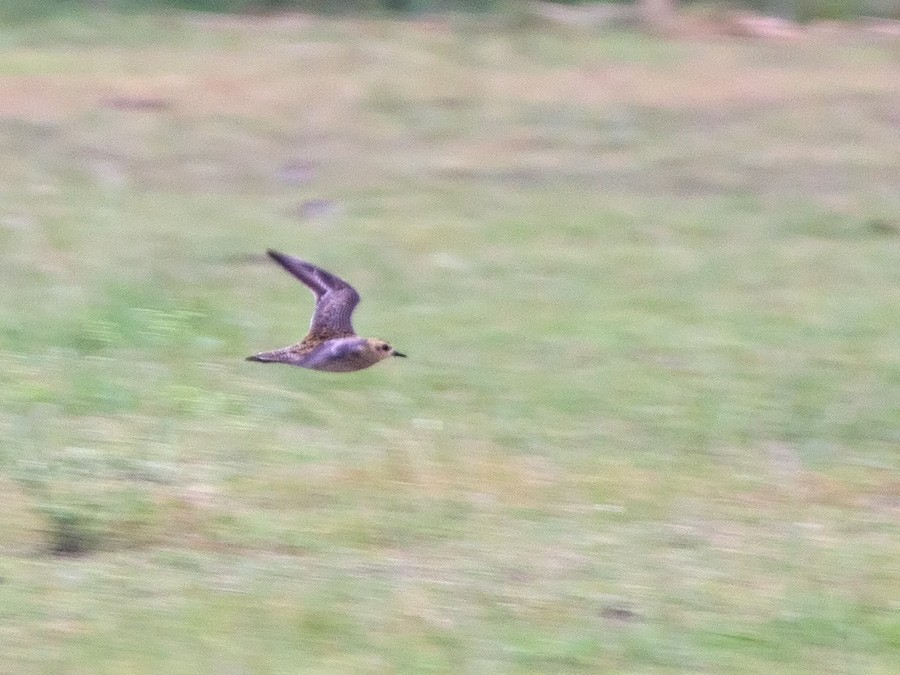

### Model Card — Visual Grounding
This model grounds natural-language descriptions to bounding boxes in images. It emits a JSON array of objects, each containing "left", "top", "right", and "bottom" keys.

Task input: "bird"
[{"left": 246, "top": 250, "right": 406, "bottom": 372}]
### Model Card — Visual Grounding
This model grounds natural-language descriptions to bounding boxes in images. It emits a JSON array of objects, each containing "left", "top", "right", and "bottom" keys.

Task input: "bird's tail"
[{"left": 245, "top": 347, "right": 293, "bottom": 364}]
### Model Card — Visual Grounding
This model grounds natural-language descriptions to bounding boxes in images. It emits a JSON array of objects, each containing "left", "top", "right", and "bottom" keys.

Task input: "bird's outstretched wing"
[{"left": 266, "top": 250, "right": 360, "bottom": 338}]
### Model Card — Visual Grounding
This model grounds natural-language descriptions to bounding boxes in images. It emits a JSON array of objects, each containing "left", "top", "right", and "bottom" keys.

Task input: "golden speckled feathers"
[
  {"left": 265, "top": 250, "right": 360, "bottom": 341},
  {"left": 246, "top": 251, "right": 406, "bottom": 372}
]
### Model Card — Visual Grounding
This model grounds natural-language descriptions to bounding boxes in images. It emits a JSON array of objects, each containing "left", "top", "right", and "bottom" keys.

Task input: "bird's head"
[{"left": 366, "top": 339, "right": 406, "bottom": 362}]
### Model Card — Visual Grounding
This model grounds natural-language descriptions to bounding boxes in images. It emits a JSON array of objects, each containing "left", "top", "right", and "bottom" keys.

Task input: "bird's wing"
[{"left": 266, "top": 250, "right": 360, "bottom": 338}]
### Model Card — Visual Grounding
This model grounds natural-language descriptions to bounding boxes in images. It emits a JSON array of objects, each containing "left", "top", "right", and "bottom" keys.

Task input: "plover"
[{"left": 247, "top": 250, "right": 406, "bottom": 372}]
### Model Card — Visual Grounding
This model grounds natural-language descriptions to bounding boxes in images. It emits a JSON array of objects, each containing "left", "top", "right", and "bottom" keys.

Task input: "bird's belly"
[{"left": 306, "top": 352, "right": 379, "bottom": 372}]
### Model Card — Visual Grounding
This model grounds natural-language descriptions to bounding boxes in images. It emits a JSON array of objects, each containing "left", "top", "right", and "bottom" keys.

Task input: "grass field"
[{"left": 0, "top": 11, "right": 898, "bottom": 672}]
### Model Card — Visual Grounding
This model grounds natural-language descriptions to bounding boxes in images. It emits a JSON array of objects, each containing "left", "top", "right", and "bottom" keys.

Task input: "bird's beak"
[{"left": 393, "top": 350, "right": 407, "bottom": 358}]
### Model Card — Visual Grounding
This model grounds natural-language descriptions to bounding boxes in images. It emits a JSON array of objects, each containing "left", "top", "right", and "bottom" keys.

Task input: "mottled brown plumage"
[{"left": 246, "top": 251, "right": 406, "bottom": 372}]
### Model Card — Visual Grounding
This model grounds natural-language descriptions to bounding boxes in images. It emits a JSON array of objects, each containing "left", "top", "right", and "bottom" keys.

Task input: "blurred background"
[{"left": 0, "top": 0, "right": 898, "bottom": 671}]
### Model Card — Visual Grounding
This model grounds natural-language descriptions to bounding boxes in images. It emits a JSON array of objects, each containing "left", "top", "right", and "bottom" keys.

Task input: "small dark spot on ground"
[
  {"left": 100, "top": 96, "right": 172, "bottom": 112},
  {"left": 602, "top": 605, "right": 641, "bottom": 622},
  {"left": 867, "top": 217, "right": 899, "bottom": 236},
  {"left": 277, "top": 160, "right": 316, "bottom": 186},
  {"left": 290, "top": 198, "right": 338, "bottom": 221}
]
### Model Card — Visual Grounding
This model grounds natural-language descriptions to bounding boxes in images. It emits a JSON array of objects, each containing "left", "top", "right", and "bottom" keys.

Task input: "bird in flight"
[{"left": 247, "top": 250, "right": 406, "bottom": 372}]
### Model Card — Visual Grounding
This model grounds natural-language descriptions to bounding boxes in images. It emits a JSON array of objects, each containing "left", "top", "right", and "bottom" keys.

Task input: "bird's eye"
[{"left": 381, "top": 344, "right": 390, "bottom": 351}]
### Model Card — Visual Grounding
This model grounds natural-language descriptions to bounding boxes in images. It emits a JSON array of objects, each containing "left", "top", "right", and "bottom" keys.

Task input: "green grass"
[{"left": 0, "top": 12, "right": 898, "bottom": 672}]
